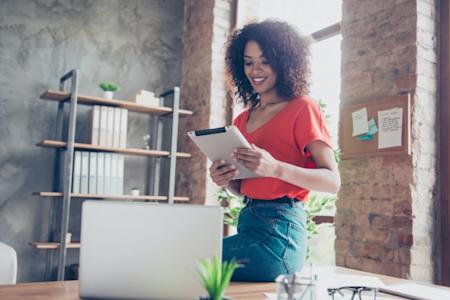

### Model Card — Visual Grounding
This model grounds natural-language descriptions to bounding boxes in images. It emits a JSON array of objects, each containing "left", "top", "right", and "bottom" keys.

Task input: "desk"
[{"left": 1, "top": 266, "right": 450, "bottom": 299}]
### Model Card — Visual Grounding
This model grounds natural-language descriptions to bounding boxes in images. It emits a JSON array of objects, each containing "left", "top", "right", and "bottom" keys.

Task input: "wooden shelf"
[
  {"left": 33, "top": 192, "right": 190, "bottom": 202},
  {"left": 37, "top": 139, "right": 191, "bottom": 158},
  {"left": 29, "top": 242, "right": 80, "bottom": 250},
  {"left": 40, "top": 90, "right": 193, "bottom": 116}
]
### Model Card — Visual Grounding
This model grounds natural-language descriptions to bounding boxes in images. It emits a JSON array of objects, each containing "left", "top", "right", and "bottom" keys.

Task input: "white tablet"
[{"left": 187, "top": 125, "right": 259, "bottom": 179}]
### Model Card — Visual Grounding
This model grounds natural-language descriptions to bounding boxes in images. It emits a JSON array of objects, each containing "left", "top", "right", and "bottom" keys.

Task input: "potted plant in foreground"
[
  {"left": 99, "top": 81, "right": 119, "bottom": 99},
  {"left": 198, "top": 256, "right": 241, "bottom": 300}
]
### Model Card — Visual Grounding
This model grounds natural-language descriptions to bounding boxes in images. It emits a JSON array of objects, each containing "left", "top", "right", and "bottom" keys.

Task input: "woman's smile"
[{"left": 250, "top": 76, "right": 267, "bottom": 85}]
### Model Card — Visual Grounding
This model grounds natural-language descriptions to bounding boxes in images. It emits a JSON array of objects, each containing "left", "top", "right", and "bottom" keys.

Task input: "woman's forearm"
[
  {"left": 226, "top": 179, "right": 242, "bottom": 196},
  {"left": 275, "top": 161, "right": 341, "bottom": 194}
]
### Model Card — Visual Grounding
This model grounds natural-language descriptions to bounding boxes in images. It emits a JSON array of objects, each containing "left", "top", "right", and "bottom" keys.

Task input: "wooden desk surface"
[{"left": 1, "top": 266, "right": 449, "bottom": 300}]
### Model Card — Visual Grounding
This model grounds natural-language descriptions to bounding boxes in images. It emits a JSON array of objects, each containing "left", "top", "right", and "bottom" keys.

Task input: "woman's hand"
[
  {"left": 233, "top": 144, "right": 281, "bottom": 178},
  {"left": 209, "top": 160, "right": 239, "bottom": 187}
]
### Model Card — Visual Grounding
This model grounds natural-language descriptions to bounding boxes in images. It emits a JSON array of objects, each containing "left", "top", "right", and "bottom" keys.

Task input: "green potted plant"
[
  {"left": 198, "top": 256, "right": 241, "bottom": 300},
  {"left": 99, "top": 81, "right": 119, "bottom": 99}
]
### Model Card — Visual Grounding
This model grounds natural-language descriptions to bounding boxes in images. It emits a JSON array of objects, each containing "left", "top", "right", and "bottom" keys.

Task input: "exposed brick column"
[
  {"left": 336, "top": 0, "right": 438, "bottom": 282},
  {"left": 412, "top": 0, "right": 438, "bottom": 282},
  {"left": 177, "top": 0, "right": 233, "bottom": 204}
]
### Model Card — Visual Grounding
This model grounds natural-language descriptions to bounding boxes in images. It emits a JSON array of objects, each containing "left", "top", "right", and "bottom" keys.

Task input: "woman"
[{"left": 209, "top": 20, "right": 341, "bottom": 282}]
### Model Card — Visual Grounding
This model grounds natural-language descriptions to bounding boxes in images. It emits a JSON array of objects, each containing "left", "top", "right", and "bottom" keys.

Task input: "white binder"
[
  {"left": 119, "top": 109, "right": 128, "bottom": 148},
  {"left": 113, "top": 108, "right": 121, "bottom": 148},
  {"left": 88, "top": 152, "right": 97, "bottom": 195},
  {"left": 99, "top": 107, "right": 108, "bottom": 146},
  {"left": 80, "top": 151, "right": 89, "bottom": 194},
  {"left": 106, "top": 107, "right": 114, "bottom": 147},
  {"left": 97, "top": 152, "right": 105, "bottom": 195},
  {"left": 72, "top": 151, "right": 81, "bottom": 193},
  {"left": 104, "top": 153, "right": 112, "bottom": 195}
]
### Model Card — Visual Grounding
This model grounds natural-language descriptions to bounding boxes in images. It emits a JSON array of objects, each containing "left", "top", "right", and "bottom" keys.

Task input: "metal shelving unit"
[{"left": 32, "top": 69, "right": 192, "bottom": 280}]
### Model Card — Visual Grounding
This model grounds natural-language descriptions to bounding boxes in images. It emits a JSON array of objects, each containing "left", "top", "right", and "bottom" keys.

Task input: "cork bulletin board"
[{"left": 339, "top": 94, "right": 411, "bottom": 159}]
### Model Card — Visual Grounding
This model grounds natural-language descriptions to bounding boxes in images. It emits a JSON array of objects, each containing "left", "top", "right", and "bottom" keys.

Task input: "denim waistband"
[{"left": 244, "top": 196, "right": 303, "bottom": 207}]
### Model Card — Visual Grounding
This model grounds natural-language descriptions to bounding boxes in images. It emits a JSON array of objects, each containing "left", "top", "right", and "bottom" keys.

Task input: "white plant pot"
[
  {"left": 131, "top": 189, "right": 140, "bottom": 196},
  {"left": 104, "top": 91, "right": 114, "bottom": 99},
  {"left": 65, "top": 232, "right": 72, "bottom": 244}
]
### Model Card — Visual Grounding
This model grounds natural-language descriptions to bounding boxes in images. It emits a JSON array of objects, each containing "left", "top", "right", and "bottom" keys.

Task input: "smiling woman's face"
[{"left": 243, "top": 40, "right": 277, "bottom": 97}]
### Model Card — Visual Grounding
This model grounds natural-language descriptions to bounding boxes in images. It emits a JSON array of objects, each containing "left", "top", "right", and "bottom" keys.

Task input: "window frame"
[{"left": 439, "top": 0, "right": 450, "bottom": 287}]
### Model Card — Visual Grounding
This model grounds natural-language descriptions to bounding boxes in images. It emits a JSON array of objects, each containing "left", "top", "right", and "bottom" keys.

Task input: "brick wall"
[
  {"left": 177, "top": 0, "right": 233, "bottom": 204},
  {"left": 336, "top": 0, "right": 438, "bottom": 282}
]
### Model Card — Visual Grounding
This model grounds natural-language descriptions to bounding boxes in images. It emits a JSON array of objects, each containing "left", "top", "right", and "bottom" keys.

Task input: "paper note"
[
  {"left": 352, "top": 107, "right": 369, "bottom": 136},
  {"left": 378, "top": 107, "right": 403, "bottom": 149},
  {"left": 367, "top": 118, "right": 378, "bottom": 135},
  {"left": 357, "top": 118, "right": 379, "bottom": 141}
]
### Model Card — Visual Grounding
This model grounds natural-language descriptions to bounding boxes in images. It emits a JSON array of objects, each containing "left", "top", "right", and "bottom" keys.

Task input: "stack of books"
[
  {"left": 132, "top": 90, "right": 160, "bottom": 106},
  {"left": 87, "top": 106, "right": 128, "bottom": 148},
  {"left": 71, "top": 106, "right": 129, "bottom": 195},
  {"left": 72, "top": 151, "right": 124, "bottom": 196}
]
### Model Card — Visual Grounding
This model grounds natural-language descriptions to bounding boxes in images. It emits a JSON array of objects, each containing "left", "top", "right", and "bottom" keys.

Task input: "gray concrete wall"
[{"left": 0, "top": 0, "right": 183, "bottom": 282}]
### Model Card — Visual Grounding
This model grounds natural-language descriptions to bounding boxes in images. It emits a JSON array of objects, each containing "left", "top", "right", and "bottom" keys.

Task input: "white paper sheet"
[
  {"left": 315, "top": 273, "right": 386, "bottom": 289},
  {"left": 294, "top": 268, "right": 388, "bottom": 299},
  {"left": 265, "top": 275, "right": 390, "bottom": 300},
  {"left": 381, "top": 283, "right": 450, "bottom": 300},
  {"left": 352, "top": 107, "right": 369, "bottom": 136},
  {"left": 264, "top": 292, "right": 394, "bottom": 300},
  {"left": 378, "top": 107, "right": 403, "bottom": 149}
]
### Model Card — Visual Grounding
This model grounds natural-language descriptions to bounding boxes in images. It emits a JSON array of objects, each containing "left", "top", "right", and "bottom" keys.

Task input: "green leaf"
[
  {"left": 197, "top": 256, "right": 242, "bottom": 299},
  {"left": 99, "top": 81, "right": 119, "bottom": 92},
  {"left": 216, "top": 188, "right": 244, "bottom": 229}
]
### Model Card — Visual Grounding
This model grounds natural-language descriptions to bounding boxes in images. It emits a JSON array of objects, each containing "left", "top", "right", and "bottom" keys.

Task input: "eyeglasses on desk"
[{"left": 327, "top": 286, "right": 378, "bottom": 300}]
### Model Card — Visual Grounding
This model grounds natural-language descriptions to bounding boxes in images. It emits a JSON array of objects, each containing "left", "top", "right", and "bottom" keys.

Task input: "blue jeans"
[{"left": 222, "top": 197, "right": 307, "bottom": 282}]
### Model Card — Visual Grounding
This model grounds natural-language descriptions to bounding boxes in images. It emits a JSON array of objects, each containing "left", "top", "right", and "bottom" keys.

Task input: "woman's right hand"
[{"left": 209, "top": 160, "right": 239, "bottom": 187}]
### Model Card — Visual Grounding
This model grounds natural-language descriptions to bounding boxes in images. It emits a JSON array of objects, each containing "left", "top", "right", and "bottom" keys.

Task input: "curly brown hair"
[{"left": 225, "top": 20, "right": 311, "bottom": 108}]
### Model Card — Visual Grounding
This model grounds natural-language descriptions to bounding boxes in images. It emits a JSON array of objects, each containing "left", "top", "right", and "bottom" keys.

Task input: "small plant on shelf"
[
  {"left": 99, "top": 81, "right": 119, "bottom": 99},
  {"left": 198, "top": 256, "right": 241, "bottom": 300},
  {"left": 130, "top": 187, "right": 140, "bottom": 196}
]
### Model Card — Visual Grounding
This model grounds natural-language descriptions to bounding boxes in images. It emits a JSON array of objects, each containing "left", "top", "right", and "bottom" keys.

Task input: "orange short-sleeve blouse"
[{"left": 233, "top": 96, "right": 332, "bottom": 201}]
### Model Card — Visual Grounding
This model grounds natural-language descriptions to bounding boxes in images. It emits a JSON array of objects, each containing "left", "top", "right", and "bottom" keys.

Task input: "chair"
[{"left": 0, "top": 241, "right": 17, "bottom": 284}]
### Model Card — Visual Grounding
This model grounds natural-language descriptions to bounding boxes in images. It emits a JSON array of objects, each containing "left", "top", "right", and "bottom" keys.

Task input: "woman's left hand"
[{"left": 233, "top": 144, "right": 281, "bottom": 178}]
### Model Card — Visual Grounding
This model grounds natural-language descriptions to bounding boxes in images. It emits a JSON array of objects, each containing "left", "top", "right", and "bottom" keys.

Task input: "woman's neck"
[{"left": 259, "top": 91, "right": 284, "bottom": 108}]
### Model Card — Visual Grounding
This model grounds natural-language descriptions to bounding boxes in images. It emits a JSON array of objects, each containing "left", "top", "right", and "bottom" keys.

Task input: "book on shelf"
[
  {"left": 117, "top": 155, "right": 124, "bottom": 195},
  {"left": 80, "top": 151, "right": 89, "bottom": 194},
  {"left": 132, "top": 89, "right": 160, "bottom": 106},
  {"left": 90, "top": 106, "right": 127, "bottom": 149},
  {"left": 97, "top": 152, "right": 105, "bottom": 195},
  {"left": 110, "top": 154, "right": 118, "bottom": 195},
  {"left": 119, "top": 108, "right": 128, "bottom": 148},
  {"left": 72, "top": 151, "right": 81, "bottom": 193},
  {"left": 86, "top": 106, "right": 101, "bottom": 145},
  {"left": 88, "top": 152, "right": 97, "bottom": 195},
  {"left": 112, "top": 108, "right": 121, "bottom": 148},
  {"left": 107, "top": 107, "right": 115, "bottom": 147},
  {"left": 104, "top": 153, "right": 112, "bottom": 195},
  {"left": 99, "top": 106, "right": 108, "bottom": 146}
]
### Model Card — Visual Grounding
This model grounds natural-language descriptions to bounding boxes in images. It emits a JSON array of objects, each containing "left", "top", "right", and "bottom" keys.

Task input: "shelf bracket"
[{"left": 56, "top": 69, "right": 79, "bottom": 281}]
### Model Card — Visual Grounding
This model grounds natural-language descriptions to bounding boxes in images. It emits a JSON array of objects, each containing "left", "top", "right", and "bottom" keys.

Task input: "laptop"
[{"left": 78, "top": 201, "right": 223, "bottom": 300}]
